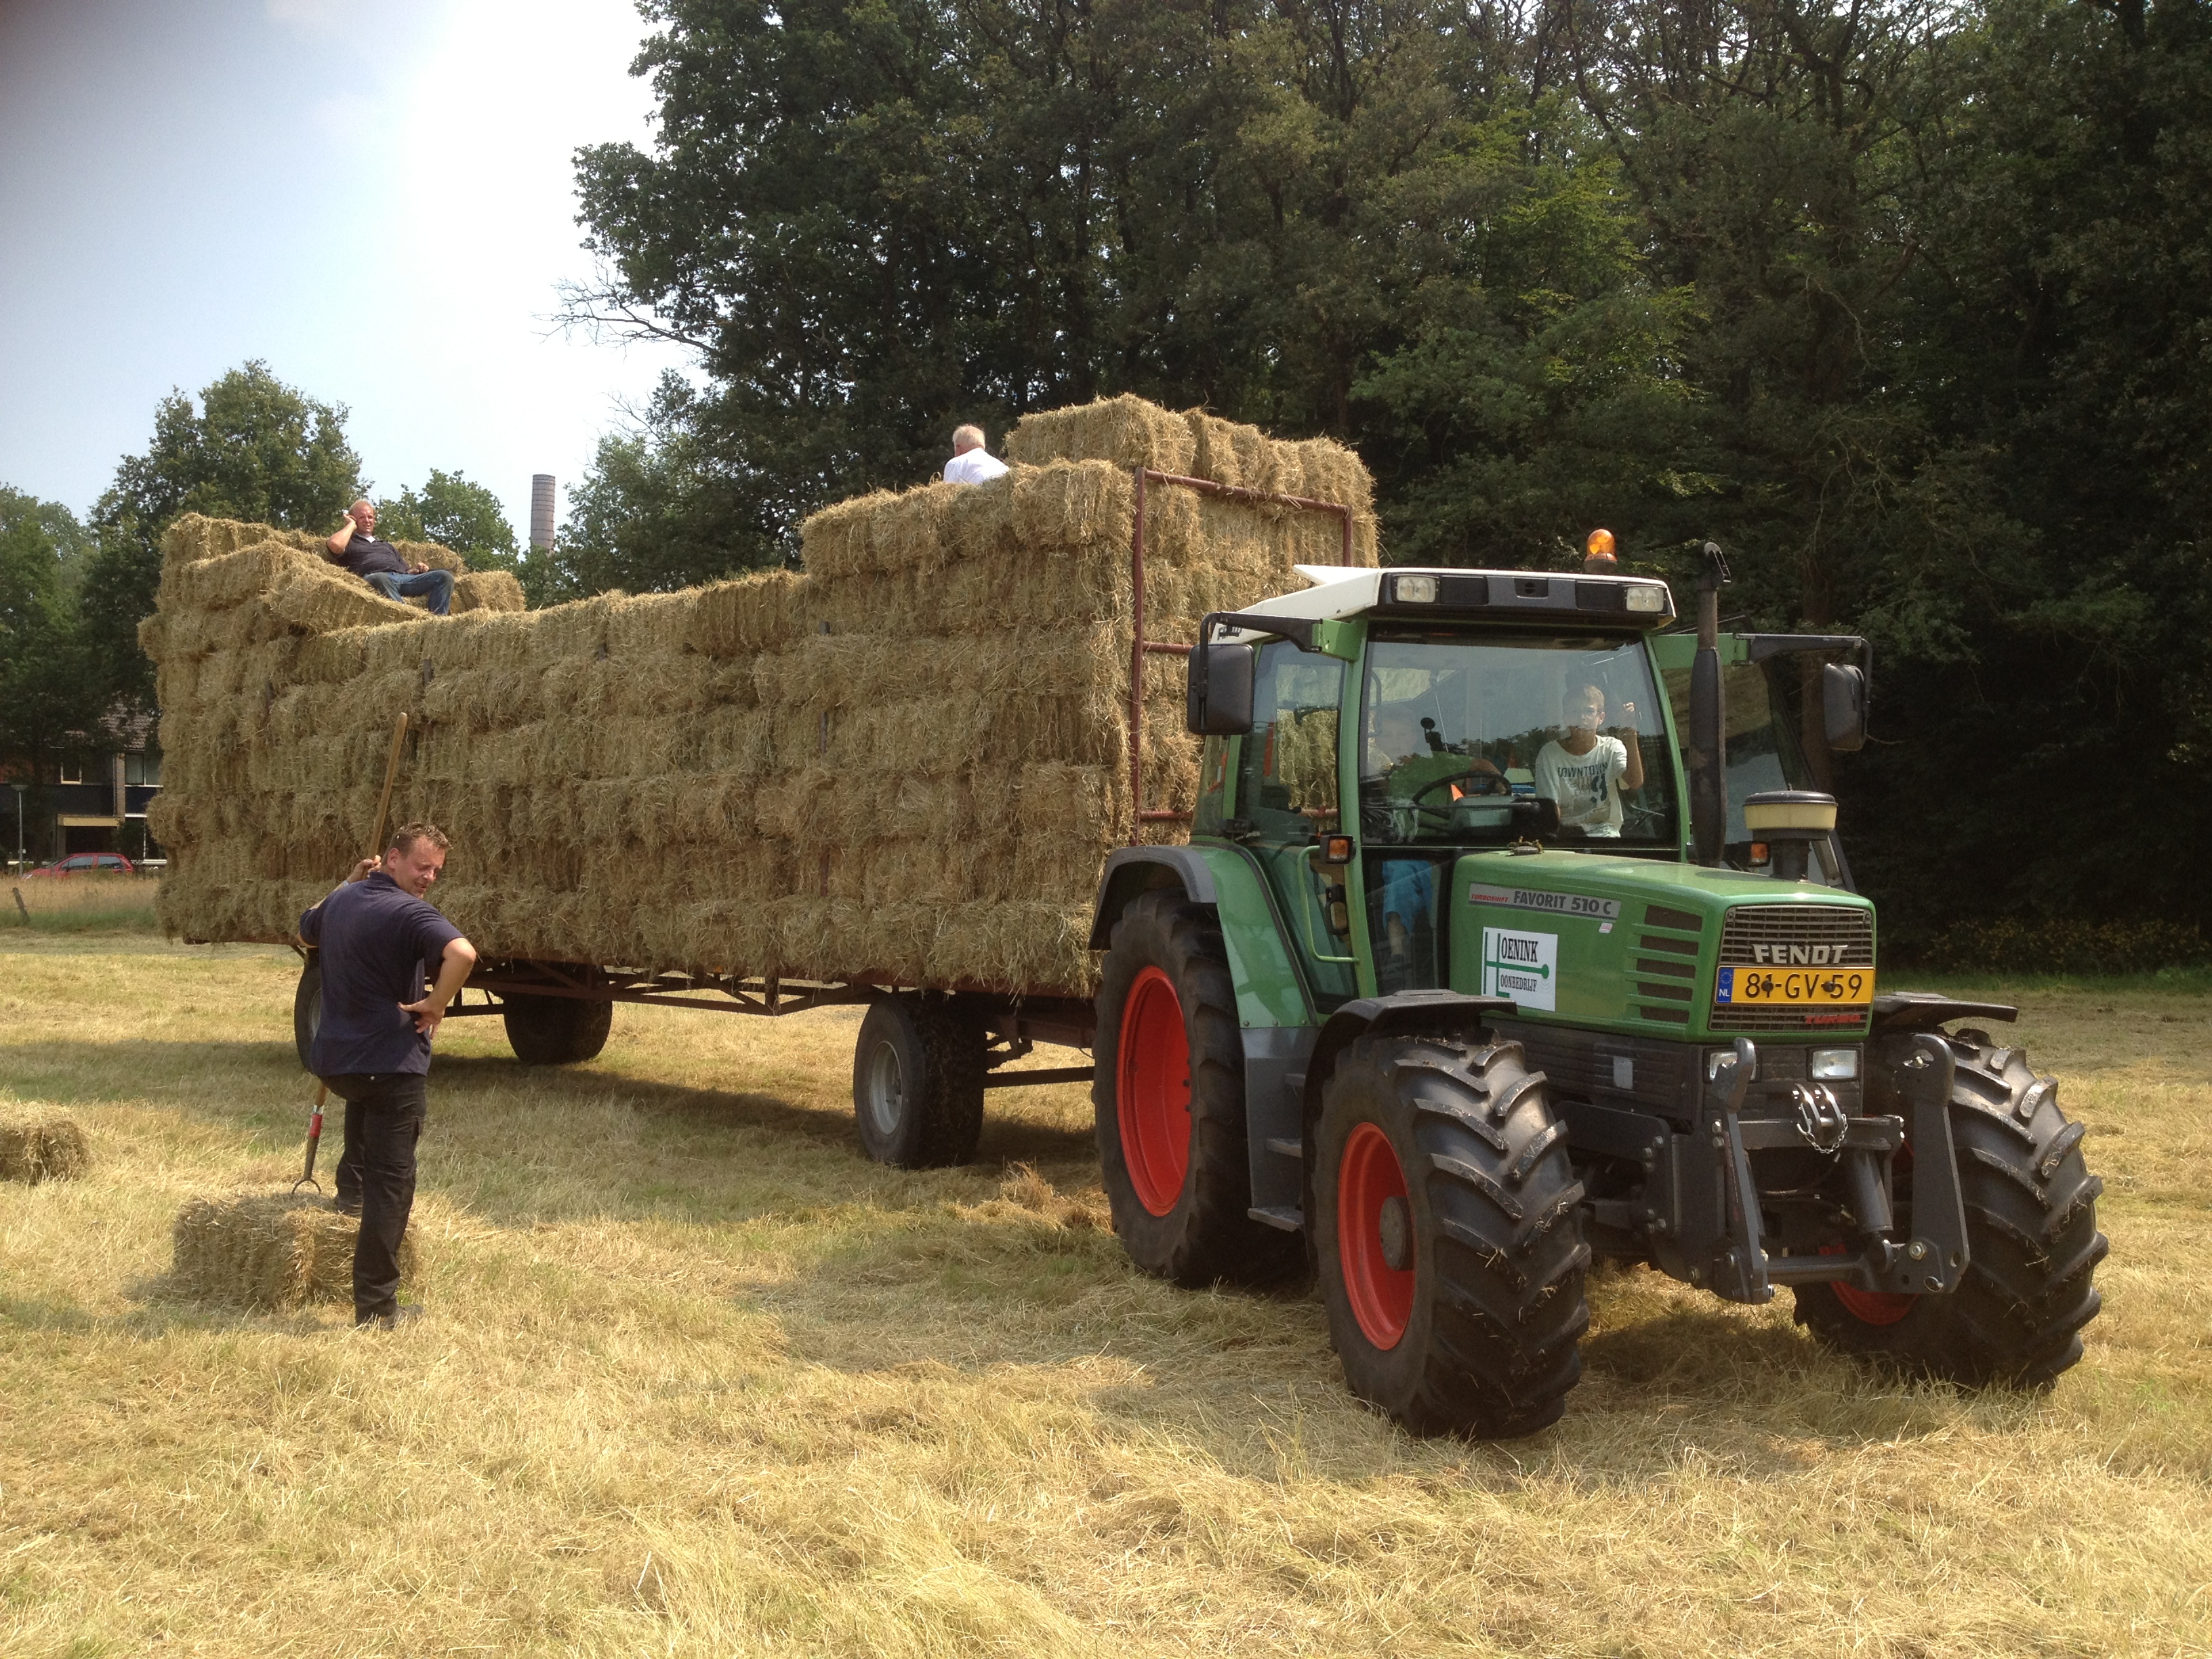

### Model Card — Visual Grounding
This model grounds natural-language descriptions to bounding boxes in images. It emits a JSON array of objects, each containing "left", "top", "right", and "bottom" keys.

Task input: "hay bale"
[
  {"left": 171, "top": 1191, "right": 419, "bottom": 1309},
  {"left": 454, "top": 570, "right": 525, "bottom": 613},
  {"left": 143, "top": 395, "right": 1378, "bottom": 989},
  {"left": 0, "top": 1112, "right": 90, "bottom": 1182}
]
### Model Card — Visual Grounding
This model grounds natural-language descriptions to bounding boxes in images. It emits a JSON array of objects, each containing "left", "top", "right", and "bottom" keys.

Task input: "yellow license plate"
[{"left": 1715, "top": 966, "right": 1872, "bottom": 1008}]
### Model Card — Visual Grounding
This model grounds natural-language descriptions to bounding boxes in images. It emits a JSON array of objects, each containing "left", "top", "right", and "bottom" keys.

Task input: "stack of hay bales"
[
  {"left": 146, "top": 396, "right": 1375, "bottom": 994},
  {"left": 171, "top": 1192, "right": 418, "bottom": 1309},
  {"left": 0, "top": 1110, "right": 89, "bottom": 1182}
]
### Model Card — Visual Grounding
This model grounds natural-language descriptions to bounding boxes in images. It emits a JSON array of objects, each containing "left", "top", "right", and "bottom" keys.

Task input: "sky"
[{"left": 0, "top": 0, "right": 692, "bottom": 545}]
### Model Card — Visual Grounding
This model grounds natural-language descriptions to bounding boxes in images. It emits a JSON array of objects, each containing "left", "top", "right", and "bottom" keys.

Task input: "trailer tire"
[
  {"left": 1795, "top": 1031, "right": 2106, "bottom": 1388},
  {"left": 1314, "top": 1030, "right": 1589, "bottom": 1437},
  {"left": 293, "top": 954, "right": 322, "bottom": 1071},
  {"left": 501, "top": 967, "right": 614, "bottom": 1065},
  {"left": 1094, "top": 888, "right": 1299, "bottom": 1287},
  {"left": 853, "top": 994, "right": 987, "bottom": 1168}
]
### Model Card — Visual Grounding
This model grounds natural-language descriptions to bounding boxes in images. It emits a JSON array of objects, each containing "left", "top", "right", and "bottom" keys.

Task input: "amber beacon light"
[{"left": 1583, "top": 527, "right": 1618, "bottom": 573}]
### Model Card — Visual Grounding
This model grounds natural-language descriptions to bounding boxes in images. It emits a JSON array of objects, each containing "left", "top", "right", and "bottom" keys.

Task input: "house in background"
[{"left": 6, "top": 709, "right": 163, "bottom": 869}]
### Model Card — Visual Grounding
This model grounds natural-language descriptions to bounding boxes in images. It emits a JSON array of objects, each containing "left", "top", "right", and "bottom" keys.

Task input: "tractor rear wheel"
[
  {"left": 1795, "top": 1030, "right": 2106, "bottom": 1387},
  {"left": 1313, "top": 1029, "right": 1589, "bottom": 1437},
  {"left": 501, "top": 966, "right": 614, "bottom": 1066},
  {"left": 852, "top": 994, "right": 987, "bottom": 1168},
  {"left": 1094, "top": 888, "right": 1299, "bottom": 1286}
]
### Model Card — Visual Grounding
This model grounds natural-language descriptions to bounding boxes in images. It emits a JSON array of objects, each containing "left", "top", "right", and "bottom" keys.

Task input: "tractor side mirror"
[
  {"left": 1823, "top": 663, "right": 1868, "bottom": 753},
  {"left": 1186, "top": 640, "right": 1256, "bottom": 736}
]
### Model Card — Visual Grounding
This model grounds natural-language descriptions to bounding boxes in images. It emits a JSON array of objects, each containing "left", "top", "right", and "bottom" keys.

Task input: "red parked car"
[{"left": 25, "top": 853, "right": 136, "bottom": 878}]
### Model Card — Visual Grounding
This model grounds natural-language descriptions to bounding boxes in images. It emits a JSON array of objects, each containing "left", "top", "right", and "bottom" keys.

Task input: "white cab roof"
[{"left": 1211, "top": 565, "right": 1676, "bottom": 638}]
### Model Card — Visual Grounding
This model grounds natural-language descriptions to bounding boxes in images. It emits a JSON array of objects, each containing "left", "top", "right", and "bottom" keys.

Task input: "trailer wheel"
[
  {"left": 501, "top": 966, "right": 614, "bottom": 1065},
  {"left": 293, "top": 954, "right": 322, "bottom": 1071},
  {"left": 852, "top": 994, "right": 986, "bottom": 1168},
  {"left": 1314, "top": 1029, "right": 1589, "bottom": 1437},
  {"left": 1094, "top": 888, "right": 1299, "bottom": 1286},
  {"left": 1795, "top": 1031, "right": 2107, "bottom": 1388}
]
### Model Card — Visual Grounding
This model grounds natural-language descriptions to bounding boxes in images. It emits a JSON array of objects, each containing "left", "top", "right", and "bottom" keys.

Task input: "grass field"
[
  {"left": 5, "top": 874, "right": 161, "bottom": 935},
  {"left": 1, "top": 934, "right": 2207, "bottom": 1657}
]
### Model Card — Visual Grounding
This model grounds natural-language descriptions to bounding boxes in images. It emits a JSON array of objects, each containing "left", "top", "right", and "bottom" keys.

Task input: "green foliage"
[
  {"left": 376, "top": 469, "right": 525, "bottom": 580},
  {"left": 0, "top": 488, "right": 98, "bottom": 781},
  {"left": 1911, "top": 917, "right": 2209, "bottom": 977},
  {"left": 84, "top": 361, "right": 364, "bottom": 716},
  {"left": 535, "top": 374, "right": 792, "bottom": 602}
]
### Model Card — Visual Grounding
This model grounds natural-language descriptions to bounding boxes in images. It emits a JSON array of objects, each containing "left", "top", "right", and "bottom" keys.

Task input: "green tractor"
[{"left": 1089, "top": 546, "right": 2107, "bottom": 1437}]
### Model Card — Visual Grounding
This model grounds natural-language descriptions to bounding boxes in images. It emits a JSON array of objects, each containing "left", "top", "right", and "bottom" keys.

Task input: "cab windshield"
[{"left": 1357, "top": 631, "right": 1678, "bottom": 850}]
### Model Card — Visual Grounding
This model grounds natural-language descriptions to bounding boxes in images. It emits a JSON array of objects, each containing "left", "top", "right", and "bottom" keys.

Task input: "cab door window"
[{"left": 1233, "top": 641, "right": 1356, "bottom": 1007}]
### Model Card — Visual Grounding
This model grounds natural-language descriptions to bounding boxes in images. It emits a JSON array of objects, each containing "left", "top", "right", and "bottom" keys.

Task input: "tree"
[
  {"left": 83, "top": 361, "right": 364, "bottom": 716},
  {"left": 376, "top": 468, "right": 525, "bottom": 578},
  {"left": 534, "top": 373, "right": 792, "bottom": 601},
  {"left": 0, "top": 488, "right": 99, "bottom": 802},
  {"left": 564, "top": 0, "right": 1683, "bottom": 567}
]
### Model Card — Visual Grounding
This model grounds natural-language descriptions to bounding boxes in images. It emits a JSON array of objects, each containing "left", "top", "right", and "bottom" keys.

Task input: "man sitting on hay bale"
[
  {"left": 299, "top": 822, "right": 476, "bottom": 1328},
  {"left": 326, "top": 499, "right": 455, "bottom": 615}
]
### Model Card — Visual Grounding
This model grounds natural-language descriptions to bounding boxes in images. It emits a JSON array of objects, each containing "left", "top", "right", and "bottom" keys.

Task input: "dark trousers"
[{"left": 324, "top": 1072, "right": 428, "bottom": 1322}]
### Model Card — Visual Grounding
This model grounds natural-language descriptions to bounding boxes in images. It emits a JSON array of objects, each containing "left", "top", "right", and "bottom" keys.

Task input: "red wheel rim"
[
  {"left": 1821, "top": 1244, "right": 1916, "bottom": 1326},
  {"left": 1118, "top": 966, "right": 1192, "bottom": 1216},
  {"left": 1338, "top": 1121, "right": 1414, "bottom": 1349}
]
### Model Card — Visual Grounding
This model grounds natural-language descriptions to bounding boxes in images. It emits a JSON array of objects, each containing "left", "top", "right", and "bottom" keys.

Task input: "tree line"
[
  {"left": 556, "top": 0, "right": 2212, "bottom": 956},
  {"left": 11, "top": 0, "right": 2207, "bottom": 955}
]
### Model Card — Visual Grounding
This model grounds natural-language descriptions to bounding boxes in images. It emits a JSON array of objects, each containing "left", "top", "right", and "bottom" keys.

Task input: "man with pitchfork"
[{"left": 298, "top": 823, "right": 476, "bottom": 1329}]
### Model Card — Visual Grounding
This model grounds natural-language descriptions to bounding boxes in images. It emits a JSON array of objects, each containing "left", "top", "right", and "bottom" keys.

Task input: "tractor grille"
[{"left": 1711, "top": 904, "right": 1875, "bottom": 1032}]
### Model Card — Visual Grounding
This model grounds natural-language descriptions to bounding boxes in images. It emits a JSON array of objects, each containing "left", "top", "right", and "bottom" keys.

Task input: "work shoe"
[
  {"left": 333, "top": 1198, "right": 362, "bottom": 1217},
  {"left": 355, "top": 1305, "right": 424, "bottom": 1331}
]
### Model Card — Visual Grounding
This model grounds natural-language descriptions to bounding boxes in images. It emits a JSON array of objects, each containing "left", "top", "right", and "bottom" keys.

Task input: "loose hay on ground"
[
  {"left": 170, "top": 1190, "right": 418, "bottom": 1309},
  {"left": 0, "top": 1111, "right": 89, "bottom": 1181}
]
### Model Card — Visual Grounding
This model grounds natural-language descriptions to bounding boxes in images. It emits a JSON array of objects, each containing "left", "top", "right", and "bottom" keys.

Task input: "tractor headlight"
[
  {"left": 1393, "top": 574, "right": 1439, "bottom": 604},
  {"left": 1810, "top": 1047, "right": 1860, "bottom": 1080},
  {"left": 1624, "top": 583, "right": 1667, "bottom": 613}
]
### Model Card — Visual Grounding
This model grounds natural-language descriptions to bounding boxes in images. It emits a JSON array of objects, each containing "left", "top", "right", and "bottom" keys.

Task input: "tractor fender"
[
  {"left": 1300, "top": 990, "right": 1517, "bottom": 1133},
  {"left": 1088, "top": 847, "right": 1218, "bottom": 949}
]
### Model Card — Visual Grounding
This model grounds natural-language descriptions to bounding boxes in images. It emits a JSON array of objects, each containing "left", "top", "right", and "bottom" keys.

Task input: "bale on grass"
[
  {"left": 171, "top": 1192, "right": 419, "bottom": 1310},
  {"left": 0, "top": 1113, "right": 90, "bottom": 1183}
]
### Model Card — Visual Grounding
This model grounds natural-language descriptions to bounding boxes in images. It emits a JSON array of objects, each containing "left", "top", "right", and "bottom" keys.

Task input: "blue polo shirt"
[{"left": 299, "top": 873, "right": 464, "bottom": 1077}]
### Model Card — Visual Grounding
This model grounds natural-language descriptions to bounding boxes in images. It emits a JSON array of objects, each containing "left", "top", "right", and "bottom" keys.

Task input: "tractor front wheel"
[
  {"left": 1313, "top": 1029, "right": 1589, "bottom": 1437},
  {"left": 1795, "top": 1030, "right": 2107, "bottom": 1388},
  {"left": 1094, "top": 888, "right": 1299, "bottom": 1286},
  {"left": 852, "top": 994, "right": 986, "bottom": 1168}
]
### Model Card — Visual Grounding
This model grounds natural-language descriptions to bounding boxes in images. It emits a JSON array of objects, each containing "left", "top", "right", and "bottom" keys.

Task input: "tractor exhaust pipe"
[{"left": 1688, "top": 542, "right": 1732, "bottom": 866}]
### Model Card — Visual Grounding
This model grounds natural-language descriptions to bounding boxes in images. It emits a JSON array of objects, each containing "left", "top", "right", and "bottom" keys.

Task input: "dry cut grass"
[{"left": 0, "top": 937, "right": 2207, "bottom": 1656}]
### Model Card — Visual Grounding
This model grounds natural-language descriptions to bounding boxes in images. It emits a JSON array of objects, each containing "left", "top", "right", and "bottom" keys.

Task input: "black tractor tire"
[
  {"left": 852, "top": 994, "right": 987, "bottom": 1168},
  {"left": 293, "top": 953, "right": 322, "bottom": 1071},
  {"left": 1313, "top": 1029, "right": 1590, "bottom": 1438},
  {"left": 1795, "top": 1029, "right": 2107, "bottom": 1388},
  {"left": 501, "top": 966, "right": 615, "bottom": 1066},
  {"left": 1094, "top": 888, "right": 1300, "bottom": 1287}
]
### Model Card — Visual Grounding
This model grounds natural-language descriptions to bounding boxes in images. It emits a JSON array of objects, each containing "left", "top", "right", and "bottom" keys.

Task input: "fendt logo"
[{"left": 1751, "top": 943, "right": 1849, "bottom": 966}]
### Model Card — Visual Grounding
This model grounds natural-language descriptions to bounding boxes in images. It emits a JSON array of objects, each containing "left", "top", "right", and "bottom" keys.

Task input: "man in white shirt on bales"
[
  {"left": 943, "top": 424, "right": 1010, "bottom": 485},
  {"left": 1533, "top": 681, "right": 1645, "bottom": 837}
]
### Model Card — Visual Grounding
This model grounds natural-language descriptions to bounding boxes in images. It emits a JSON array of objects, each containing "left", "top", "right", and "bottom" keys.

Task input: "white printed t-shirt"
[
  {"left": 943, "top": 449, "right": 1010, "bottom": 485},
  {"left": 1534, "top": 735, "right": 1629, "bottom": 836}
]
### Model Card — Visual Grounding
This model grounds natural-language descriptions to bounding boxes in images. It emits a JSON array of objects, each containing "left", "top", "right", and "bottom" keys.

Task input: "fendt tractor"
[{"left": 1071, "top": 543, "right": 2108, "bottom": 1436}]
